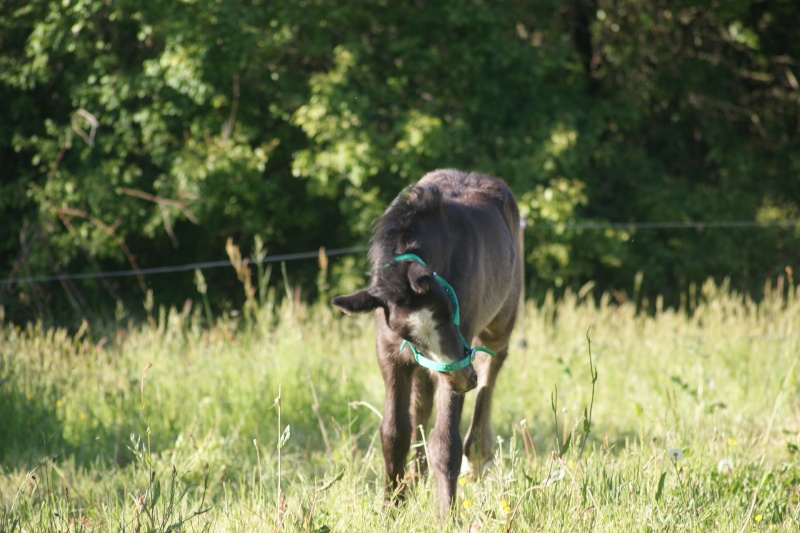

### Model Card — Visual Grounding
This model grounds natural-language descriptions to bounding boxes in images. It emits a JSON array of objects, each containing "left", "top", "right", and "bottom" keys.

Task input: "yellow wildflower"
[
  {"left": 463, "top": 499, "right": 473, "bottom": 509},
  {"left": 754, "top": 514, "right": 762, "bottom": 522}
]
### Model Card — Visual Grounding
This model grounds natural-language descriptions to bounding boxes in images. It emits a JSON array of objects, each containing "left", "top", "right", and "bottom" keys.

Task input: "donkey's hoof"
[
  {"left": 460, "top": 456, "right": 494, "bottom": 478},
  {"left": 460, "top": 455, "right": 476, "bottom": 478}
]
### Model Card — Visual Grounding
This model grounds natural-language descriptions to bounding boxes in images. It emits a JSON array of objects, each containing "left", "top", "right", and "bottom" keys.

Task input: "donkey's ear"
[
  {"left": 332, "top": 289, "right": 383, "bottom": 315},
  {"left": 407, "top": 262, "right": 433, "bottom": 295}
]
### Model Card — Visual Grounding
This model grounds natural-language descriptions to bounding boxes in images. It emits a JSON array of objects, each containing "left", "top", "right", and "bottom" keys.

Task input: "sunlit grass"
[{"left": 1, "top": 277, "right": 799, "bottom": 531}]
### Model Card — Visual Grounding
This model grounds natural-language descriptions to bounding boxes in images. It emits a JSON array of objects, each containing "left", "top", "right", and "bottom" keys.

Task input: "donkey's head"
[{"left": 333, "top": 258, "right": 478, "bottom": 394}]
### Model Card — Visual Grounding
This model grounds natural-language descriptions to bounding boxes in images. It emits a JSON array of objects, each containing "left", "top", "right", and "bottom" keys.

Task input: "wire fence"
[
  {"left": 1, "top": 245, "right": 368, "bottom": 286},
  {"left": 1, "top": 219, "right": 797, "bottom": 286},
  {"left": 542, "top": 219, "right": 799, "bottom": 231}
]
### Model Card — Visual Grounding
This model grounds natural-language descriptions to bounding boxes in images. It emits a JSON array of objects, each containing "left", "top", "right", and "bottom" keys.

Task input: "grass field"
[{"left": 1, "top": 277, "right": 799, "bottom": 532}]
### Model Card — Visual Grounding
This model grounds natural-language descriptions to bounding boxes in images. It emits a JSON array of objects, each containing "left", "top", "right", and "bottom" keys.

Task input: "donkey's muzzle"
[{"left": 446, "top": 364, "right": 478, "bottom": 395}]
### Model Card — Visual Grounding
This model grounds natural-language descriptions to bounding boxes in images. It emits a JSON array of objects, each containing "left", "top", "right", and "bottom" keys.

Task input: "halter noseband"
[{"left": 384, "top": 253, "right": 496, "bottom": 373}]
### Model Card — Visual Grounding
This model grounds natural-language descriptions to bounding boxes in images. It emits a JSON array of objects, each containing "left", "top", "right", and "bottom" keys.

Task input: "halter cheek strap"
[{"left": 384, "top": 254, "right": 496, "bottom": 373}]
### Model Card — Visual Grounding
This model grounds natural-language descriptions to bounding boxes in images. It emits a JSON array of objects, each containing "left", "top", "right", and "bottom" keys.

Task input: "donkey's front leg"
[
  {"left": 379, "top": 363, "right": 415, "bottom": 500},
  {"left": 408, "top": 368, "right": 435, "bottom": 480},
  {"left": 429, "top": 384, "right": 466, "bottom": 514}
]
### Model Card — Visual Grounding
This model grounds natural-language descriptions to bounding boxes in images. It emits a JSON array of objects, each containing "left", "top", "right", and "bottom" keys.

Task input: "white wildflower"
[
  {"left": 544, "top": 468, "right": 565, "bottom": 487},
  {"left": 717, "top": 458, "right": 734, "bottom": 474}
]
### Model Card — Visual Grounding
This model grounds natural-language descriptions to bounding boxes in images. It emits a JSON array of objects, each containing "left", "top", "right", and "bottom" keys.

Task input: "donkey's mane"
[{"left": 368, "top": 182, "right": 443, "bottom": 275}]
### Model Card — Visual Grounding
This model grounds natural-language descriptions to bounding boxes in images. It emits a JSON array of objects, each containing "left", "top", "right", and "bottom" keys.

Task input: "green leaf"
[
  {"left": 560, "top": 433, "right": 572, "bottom": 457},
  {"left": 151, "top": 478, "right": 161, "bottom": 507},
  {"left": 277, "top": 424, "right": 291, "bottom": 449},
  {"left": 317, "top": 470, "right": 345, "bottom": 493},
  {"left": 655, "top": 471, "right": 666, "bottom": 501}
]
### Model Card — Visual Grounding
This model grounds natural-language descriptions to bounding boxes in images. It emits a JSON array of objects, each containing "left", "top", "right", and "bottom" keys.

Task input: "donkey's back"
[{"left": 414, "top": 169, "right": 521, "bottom": 334}]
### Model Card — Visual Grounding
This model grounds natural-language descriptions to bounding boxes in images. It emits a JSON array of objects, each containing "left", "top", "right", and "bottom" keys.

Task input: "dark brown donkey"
[{"left": 333, "top": 169, "right": 522, "bottom": 513}]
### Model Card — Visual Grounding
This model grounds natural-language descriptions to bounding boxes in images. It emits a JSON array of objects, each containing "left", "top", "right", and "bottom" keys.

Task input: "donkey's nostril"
[{"left": 467, "top": 368, "right": 478, "bottom": 390}]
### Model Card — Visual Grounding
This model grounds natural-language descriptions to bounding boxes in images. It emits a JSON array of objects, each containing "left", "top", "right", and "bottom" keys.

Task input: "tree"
[{"left": 1, "top": 0, "right": 798, "bottom": 323}]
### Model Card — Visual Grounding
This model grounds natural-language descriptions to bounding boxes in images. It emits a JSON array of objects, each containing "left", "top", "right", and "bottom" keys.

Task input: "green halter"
[{"left": 384, "top": 253, "right": 496, "bottom": 373}]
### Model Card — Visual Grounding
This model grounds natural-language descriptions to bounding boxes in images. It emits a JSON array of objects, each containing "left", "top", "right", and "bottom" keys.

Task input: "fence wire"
[{"left": 2, "top": 219, "right": 797, "bottom": 286}]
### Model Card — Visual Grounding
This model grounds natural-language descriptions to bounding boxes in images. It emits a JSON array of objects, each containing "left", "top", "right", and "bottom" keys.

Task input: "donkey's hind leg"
[
  {"left": 408, "top": 368, "right": 434, "bottom": 480},
  {"left": 462, "top": 344, "right": 508, "bottom": 477}
]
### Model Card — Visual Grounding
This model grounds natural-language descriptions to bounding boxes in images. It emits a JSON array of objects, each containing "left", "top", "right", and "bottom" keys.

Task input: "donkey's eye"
[{"left": 447, "top": 301, "right": 456, "bottom": 318}]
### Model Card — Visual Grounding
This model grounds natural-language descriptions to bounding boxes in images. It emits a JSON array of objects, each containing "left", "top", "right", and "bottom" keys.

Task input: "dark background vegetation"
[{"left": 1, "top": 0, "right": 799, "bottom": 324}]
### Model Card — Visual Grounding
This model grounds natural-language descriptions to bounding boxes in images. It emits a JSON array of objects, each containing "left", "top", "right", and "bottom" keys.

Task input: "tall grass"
[{"left": 1, "top": 275, "right": 799, "bottom": 531}]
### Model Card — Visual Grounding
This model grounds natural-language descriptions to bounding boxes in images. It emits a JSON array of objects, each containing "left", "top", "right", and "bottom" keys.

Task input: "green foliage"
[{"left": 1, "top": 0, "right": 799, "bottom": 323}]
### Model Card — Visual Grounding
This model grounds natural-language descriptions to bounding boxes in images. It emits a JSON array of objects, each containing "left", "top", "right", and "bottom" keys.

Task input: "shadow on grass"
[{"left": 0, "top": 379, "right": 65, "bottom": 467}]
